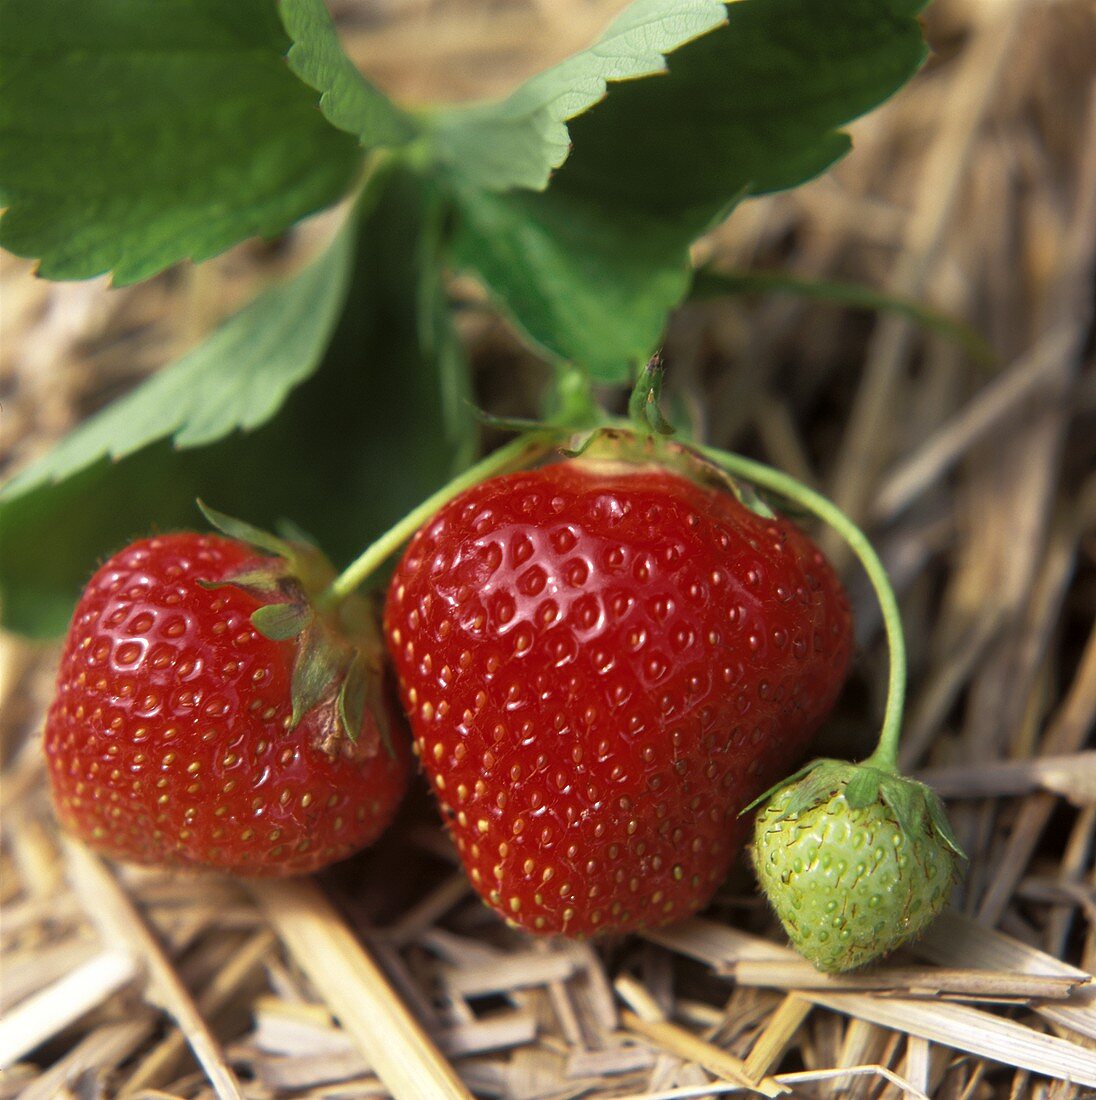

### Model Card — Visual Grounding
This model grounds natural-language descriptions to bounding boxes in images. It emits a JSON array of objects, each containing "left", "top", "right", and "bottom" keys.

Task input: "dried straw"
[{"left": 3, "top": 1, "right": 1096, "bottom": 1097}]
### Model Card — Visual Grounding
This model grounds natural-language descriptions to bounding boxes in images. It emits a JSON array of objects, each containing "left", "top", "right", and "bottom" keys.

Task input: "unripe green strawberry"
[{"left": 752, "top": 760, "right": 963, "bottom": 972}]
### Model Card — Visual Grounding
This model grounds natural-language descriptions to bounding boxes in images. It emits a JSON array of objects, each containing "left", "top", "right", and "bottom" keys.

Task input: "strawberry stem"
[
  {"left": 698, "top": 445, "right": 905, "bottom": 774},
  {"left": 319, "top": 432, "right": 560, "bottom": 608}
]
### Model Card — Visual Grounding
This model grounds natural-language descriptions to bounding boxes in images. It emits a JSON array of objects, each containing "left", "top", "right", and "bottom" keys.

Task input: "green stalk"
[
  {"left": 319, "top": 432, "right": 559, "bottom": 609},
  {"left": 698, "top": 445, "right": 905, "bottom": 773}
]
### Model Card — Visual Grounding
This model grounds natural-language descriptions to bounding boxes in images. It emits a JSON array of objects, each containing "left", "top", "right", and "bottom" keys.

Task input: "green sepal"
[
  {"left": 741, "top": 758, "right": 842, "bottom": 817},
  {"left": 196, "top": 566, "right": 286, "bottom": 601},
  {"left": 289, "top": 623, "right": 346, "bottom": 730},
  {"left": 251, "top": 602, "right": 312, "bottom": 641},
  {"left": 748, "top": 756, "right": 967, "bottom": 863},
  {"left": 561, "top": 426, "right": 779, "bottom": 528},
  {"left": 197, "top": 499, "right": 337, "bottom": 600},
  {"left": 726, "top": 479, "right": 777, "bottom": 521},
  {"left": 875, "top": 773, "right": 965, "bottom": 858},
  {"left": 843, "top": 765, "right": 884, "bottom": 810},
  {"left": 779, "top": 760, "right": 850, "bottom": 819},
  {"left": 874, "top": 774, "right": 923, "bottom": 836},
  {"left": 197, "top": 499, "right": 297, "bottom": 560},
  {"left": 924, "top": 786, "right": 967, "bottom": 859},
  {"left": 336, "top": 651, "right": 367, "bottom": 744},
  {"left": 557, "top": 428, "right": 604, "bottom": 460},
  {"left": 276, "top": 518, "right": 321, "bottom": 548}
]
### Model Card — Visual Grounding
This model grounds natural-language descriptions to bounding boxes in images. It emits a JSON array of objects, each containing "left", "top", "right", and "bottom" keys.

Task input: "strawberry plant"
[{"left": 2, "top": 0, "right": 962, "bottom": 966}]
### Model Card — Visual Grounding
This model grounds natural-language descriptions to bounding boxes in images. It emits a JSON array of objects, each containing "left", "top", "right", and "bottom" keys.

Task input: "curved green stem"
[
  {"left": 319, "top": 432, "right": 560, "bottom": 609},
  {"left": 698, "top": 445, "right": 906, "bottom": 773}
]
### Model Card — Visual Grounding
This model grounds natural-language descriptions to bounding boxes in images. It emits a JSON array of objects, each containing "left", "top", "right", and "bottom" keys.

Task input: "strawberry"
[
  {"left": 384, "top": 439, "right": 853, "bottom": 935},
  {"left": 44, "top": 524, "right": 410, "bottom": 876},
  {"left": 752, "top": 760, "right": 963, "bottom": 971}
]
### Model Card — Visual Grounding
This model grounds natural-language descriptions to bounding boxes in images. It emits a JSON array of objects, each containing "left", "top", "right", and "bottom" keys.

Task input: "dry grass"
[{"left": 3, "top": 0, "right": 1096, "bottom": 1097}]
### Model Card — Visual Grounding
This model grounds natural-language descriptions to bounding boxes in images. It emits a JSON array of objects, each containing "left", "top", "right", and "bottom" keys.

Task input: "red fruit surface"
[
  {"left": 384, "top": 454, "right": 854, "bottom": 936},
  {"left": 44, "top": 533, "right": 410, "bottom": 876}
]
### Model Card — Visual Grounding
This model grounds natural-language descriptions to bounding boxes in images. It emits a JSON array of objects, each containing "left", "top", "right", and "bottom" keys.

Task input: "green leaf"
[
  {"left": 428, "top": 0, "right": 729, "bottom": 192},
  {"left": 0, "top": 226, "right": 357, "bottom": 504},
  {"left": 442, "top": 0, "right": 927, "bottom": 382},
  {"left": 0, "top": 167, "right": 475, "bottom": 637},
  {"left": 449, "top": 180, "right": 694, "bottom": 381},
  {"left": 278, "top": 0, "right": 417, "bottom": 148},
  {"left": 0, "top": 0, "right": 362, "bottom": 282},
  {"left": 691, "top": 268, "right": 995, "bottom": 364}
]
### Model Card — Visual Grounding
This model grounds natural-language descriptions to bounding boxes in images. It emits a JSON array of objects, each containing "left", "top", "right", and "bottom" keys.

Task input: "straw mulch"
[{"left": 2, "top": 0, "right": 1095, "bottom": 1097}]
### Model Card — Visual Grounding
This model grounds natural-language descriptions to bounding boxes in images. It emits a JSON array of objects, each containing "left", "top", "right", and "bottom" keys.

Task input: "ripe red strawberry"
[
  {"left": 384, "top": 443, "right": 853, "bottom": 935},
  {"left": 44, "top": 531, "right": 410, "bottom": 876}
]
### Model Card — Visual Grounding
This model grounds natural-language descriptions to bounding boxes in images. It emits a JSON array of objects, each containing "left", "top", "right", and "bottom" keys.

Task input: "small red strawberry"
[
  {"left": 44, "top": 519, "right": 410, "bottom": 876},
  {"left": 384, "top": 437, "right": 853, "bottom": 935}
]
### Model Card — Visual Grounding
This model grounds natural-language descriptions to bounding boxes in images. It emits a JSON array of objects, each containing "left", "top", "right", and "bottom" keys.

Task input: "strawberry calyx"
[
  {"left": 564, "top": 426, "right": 778, "bottom": 520},
  {"left": 748, "top": 758, "right": 965, "bottom": 860},
  {"left": 196, "top": 501, "right": 393, "bottom": 759}
]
